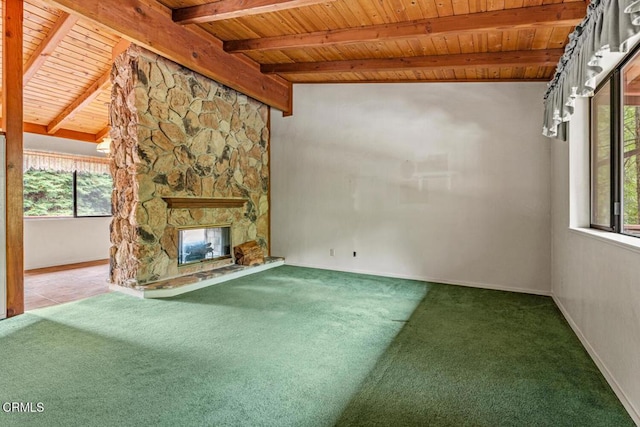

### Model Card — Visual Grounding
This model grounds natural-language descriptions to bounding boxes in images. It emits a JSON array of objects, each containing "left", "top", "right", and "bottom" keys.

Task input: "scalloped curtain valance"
[
  {"left": 543, "top": 0, "right": 640, "bottom": 140},
  {"left": 24, "top": 150, "right": 110, "bottom": 175}
]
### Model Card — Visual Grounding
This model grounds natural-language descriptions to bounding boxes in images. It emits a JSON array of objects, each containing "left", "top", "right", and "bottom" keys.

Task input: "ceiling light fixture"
[{"left": 96, "top": 137, "right": 112, "bottom": 154}]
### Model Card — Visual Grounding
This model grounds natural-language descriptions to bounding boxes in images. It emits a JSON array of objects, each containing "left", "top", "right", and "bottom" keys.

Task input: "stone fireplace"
[{"left": 109, "top": 45, "right": 269, "bottom": 287}]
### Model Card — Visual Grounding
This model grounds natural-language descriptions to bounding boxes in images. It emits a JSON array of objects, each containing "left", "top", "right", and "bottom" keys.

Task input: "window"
[
  {"left": 23, "top": 169, "right": 74, "bottom": 217},
  {"left": 622, "top": 59, "right": 640, "bottom": 236},
  {"left": 23, "top": 151, "right": 112, "bottom": 218},
  {"left": 75, "top": 171, "right": 113, "bottom": 216},
  {"left": 590, "top": 46, "right": 640, "bottom": 238},
  {"left": 591, "top": 80, "right": 613, "bottom": 230}
]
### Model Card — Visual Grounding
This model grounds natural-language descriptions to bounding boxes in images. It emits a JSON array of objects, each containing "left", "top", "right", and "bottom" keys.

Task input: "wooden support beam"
[
  {"left": 112, "top": 38, "right": 131, "bottom": 60},
  {"left": 173, "top": 0, "right": 336, "bottom": 25},
  {"left": 23, "top": 122, "right": 99, "bottom": 143},
  {"left": 46, "top": 0, "right": 292, "bottom": 113},
  {"left": 0, "top": 121, "right": 99, "bottom": 143},
  {"left": 95, "top": 126, "right": 110, "bottom": 142},
  {"left": 288, "top": 77, "right": 551, "bottom": 84},
  {"left": 225, "top": 3, "right": 586, "bottom": 53},
  {"left": 0, "top": 120, "right": 98, "bottom": 142},
  {"left": 283, "top": 81, "right": 293, "bottom": 117},
  {"left": 46, "top": 69, "right": 111, "bottom": 134},
  {"left": 2, "top": 0, "right": 24, "bottom": 318},
  {"left": 261, "top": 49, "right": 565, "bottom": 75},
  {"left": 23, "top": 12, "right": 78, "bottom": 85}
]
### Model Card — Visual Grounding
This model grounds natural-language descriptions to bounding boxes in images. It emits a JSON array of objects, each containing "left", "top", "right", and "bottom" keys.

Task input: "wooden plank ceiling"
[
  {"left": 0, "top": 0, "right": 585, "bottom": 143},
  {"left": 0, "top": 0, "right": 121, "bottom": 142}
]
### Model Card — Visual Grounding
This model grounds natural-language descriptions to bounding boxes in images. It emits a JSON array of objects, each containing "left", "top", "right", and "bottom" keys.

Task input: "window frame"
[
  {"left": 24, "top": 169, "right": 113, "bottom": 220},
  {"left": 590, "top": 44, "right": 640, "bottom": 237},
  {"left": 590, "top": 77, "right": 617, "bottom": 232},
  {"left": 72, "top": 170, "right": 113, "bottom": 218}
]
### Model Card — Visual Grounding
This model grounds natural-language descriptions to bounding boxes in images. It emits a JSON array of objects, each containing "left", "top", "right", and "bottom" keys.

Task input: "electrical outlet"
[{"left": 330, "top": 249, "right": 335, "bottom": 256}]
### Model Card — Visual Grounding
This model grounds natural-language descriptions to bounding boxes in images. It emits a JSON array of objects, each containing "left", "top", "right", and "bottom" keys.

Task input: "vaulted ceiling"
[{"left": 0, "top": 0, "right": 585, "bottom": 143}]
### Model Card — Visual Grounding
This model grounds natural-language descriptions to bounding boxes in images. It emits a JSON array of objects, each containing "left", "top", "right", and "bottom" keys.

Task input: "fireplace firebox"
[{"left": 178, "top": 224, "right": 231, "bottom": 266}]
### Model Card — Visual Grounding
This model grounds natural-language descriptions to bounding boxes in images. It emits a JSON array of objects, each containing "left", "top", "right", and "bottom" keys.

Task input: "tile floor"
[{"left": 24, "top": 263, "right": 111, "bottom": 311}]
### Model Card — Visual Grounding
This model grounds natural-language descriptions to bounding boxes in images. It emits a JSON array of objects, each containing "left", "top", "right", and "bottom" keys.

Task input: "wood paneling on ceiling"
[
  {"left": 1, "top": 0, "right": 120, "bottom": 142},
  {"left": 0, "top": 0, "right": 584, "bottom": 142}
]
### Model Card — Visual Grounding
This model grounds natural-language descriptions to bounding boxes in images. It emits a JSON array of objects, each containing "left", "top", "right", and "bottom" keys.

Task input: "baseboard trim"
[
  {"left": 25, "top": 259, "right": 109, "bottom": 275},
  {"left": 552, "top": 294, "right": 640, "bottom": 426},
  {"left": 284, "top": 262, "right": 551, "bottom": 296}
]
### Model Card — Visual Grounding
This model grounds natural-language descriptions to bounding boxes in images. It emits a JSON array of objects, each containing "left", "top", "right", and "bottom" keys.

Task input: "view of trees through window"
[
  {"left": 623, "top": 60, "right": 640, "bottom": 236},
  {"left": 23, "top": 169, "right": 74, "bottom": 217},
  {"left": 622, "top": 107, "right": 640, "bottom": 234},
  {"left": 590, "top": 50, "right": 640, "bottom": 238},
  {"left": 76, "top": 171, "right": 112, "bottom": 216},
  {"left": 23, "top": 163, "right": 112, "bottom": 218},
  {"left": 591, "top": 81, "right": 612, "bottom": 229}
]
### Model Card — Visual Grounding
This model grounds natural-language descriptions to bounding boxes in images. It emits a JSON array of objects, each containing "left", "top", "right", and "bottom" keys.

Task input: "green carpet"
[
  {"left": 336, "top": 284, "right": 634, "bottom": 427},
  {"left": 0, "top": 266, "right": 633, "bottom": 426}
]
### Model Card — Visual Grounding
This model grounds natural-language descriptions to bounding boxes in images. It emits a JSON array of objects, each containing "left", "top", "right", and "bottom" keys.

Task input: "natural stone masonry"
[{"left": 110, "top": 45, "right": 269, "bottom": 286}]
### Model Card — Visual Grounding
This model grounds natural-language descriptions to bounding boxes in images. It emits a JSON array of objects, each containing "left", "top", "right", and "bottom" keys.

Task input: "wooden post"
[
  {"left": 3, "top": 0, "right": 25, "bottom": 317},
  {"left": 267, "top": 107, "right": 271, "bottom": 256}
]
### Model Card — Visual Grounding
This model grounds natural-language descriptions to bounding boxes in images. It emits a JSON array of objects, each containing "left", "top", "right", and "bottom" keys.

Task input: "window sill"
[{"left": 569, "top": 227, "right": 640, "bottom": 255}]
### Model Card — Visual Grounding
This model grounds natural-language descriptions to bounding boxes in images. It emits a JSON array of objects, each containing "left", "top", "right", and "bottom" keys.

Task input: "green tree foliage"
[
  {"left": 76, "top": 172, "right": 113, "bottom": 216},
  {"left": 23, "top": 168, "right": 112, "bottom": 217},
  {"left": 593, "top": 87, "right": 611, "bottom": 225},
  {"left": 623, "top": 106, "right": 640, "bottom": 226},
  {"left": 23, "top": 169, "right": 74, "bottom": 217}
]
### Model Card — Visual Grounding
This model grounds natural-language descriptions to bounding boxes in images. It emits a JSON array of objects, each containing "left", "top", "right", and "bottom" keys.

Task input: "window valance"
[
  {"left": 543, "top": 0, "right": 640, "bottom": 139},
  {"left": 24, "top": 150, "right": 110, "bottom": 175}
]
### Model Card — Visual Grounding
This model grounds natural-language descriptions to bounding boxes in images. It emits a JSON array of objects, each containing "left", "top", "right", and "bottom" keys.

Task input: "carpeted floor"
[
  {"left": 0, "top": 265, "right": 633, "bottom": 426},
  {"left": 335, "top": 284, "right": 634, "bottom": 426}
]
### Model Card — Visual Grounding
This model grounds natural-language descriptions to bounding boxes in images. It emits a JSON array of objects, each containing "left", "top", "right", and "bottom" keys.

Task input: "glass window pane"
[
  {"left": 76, "top": 171, "right": 113, "bottom": 217},
  {"left": 23, "top": 168, "right": 74, "bottom": 217},
  {"left": 623, "top": 59, "right": 640, "bottom": 236},
  {"left": 178, "top": 226, "right": 231, "bottom": 266},
  {"left": 591, "top": 81, "right": 612, "bottom": 228}
]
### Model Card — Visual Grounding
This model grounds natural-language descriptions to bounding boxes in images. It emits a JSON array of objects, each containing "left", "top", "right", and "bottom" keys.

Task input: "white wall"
[
  {"left": 24, "top": 217, "right": 111, "bottom": 270},
  {"left": 23, "top": 133, "right": 111, "bottom": 270},
  {"left": 551, "top": 99, "right": 640, "bottom": 423},
  {"left": 25, "top": 133, "right": 109, "bottom": 157},
  {"left": 271, "top": 83, "right": 551, "bottom": 294}
]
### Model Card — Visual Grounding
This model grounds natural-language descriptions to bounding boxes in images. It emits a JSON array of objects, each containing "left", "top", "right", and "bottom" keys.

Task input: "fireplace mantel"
[{"left": 162, "top": 197, "right": 247, "bottom": 209}]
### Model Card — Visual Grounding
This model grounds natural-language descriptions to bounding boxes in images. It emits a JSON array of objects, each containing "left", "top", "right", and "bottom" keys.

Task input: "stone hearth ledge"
[{"left": 109, "top": 257, "right": 285, "bottom": 299}]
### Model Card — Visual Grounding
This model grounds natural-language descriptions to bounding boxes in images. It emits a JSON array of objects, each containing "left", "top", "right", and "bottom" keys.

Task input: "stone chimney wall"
[{"left": 109, "top": 46, "right": 269, "bottom": 286}]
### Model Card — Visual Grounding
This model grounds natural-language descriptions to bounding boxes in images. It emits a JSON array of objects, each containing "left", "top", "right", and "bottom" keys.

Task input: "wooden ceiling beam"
[
  {"left": 45, "top": 0, "right": 291, "bottom": 113},
  {"left": 288, "top": 78, "right": 551, "bottom": 84},
  {"left": 173, "top": 0, "right": 337, "bottom": 25},
  {"left": 24, "top": 122, "right": 100, "bottom": 143},
  {"left": 112, "top": 38, "right": 131, "bottom": 60},
  {"left": 0, "top": 120, "right": 105, "bottom": 143},
  {"left": 47, "top": 39, "right": 131, "bottom": 137},
  {"left": 225, "top": 3, "right": 586, "bottom": 53},
  {"left": 23, "top": 12, "right": 78, "bottom": 85},
  {"left": 46, "top": 68, "right": 111, "bottom": 134},
  {"left": 261, "top": 49, "right": 565, "bottom": 74},
  {"left": 95, "top": 126, "right": 110, "bottom": 142}
]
